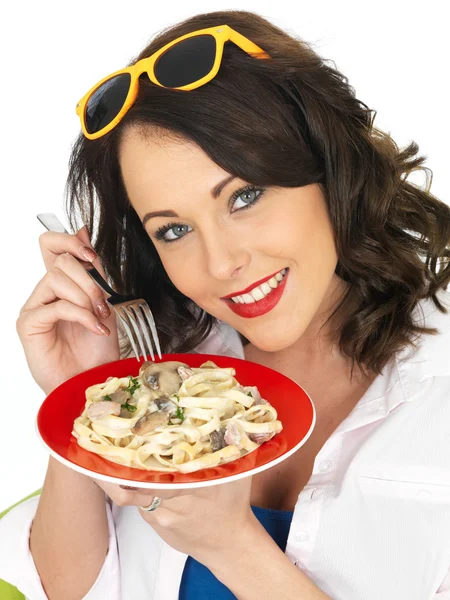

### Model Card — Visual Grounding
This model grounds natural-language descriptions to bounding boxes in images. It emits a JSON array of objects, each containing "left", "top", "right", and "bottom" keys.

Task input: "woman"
[{"left": 1, "top": 9, "right": 450, "bottom": 600}]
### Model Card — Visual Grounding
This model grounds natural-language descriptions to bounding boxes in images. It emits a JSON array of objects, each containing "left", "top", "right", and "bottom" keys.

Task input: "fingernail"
[
  {"left": 95, "top": 322, "right": 110, "bottom": 336},
  {"left": 80, "top": 245, "right": 97, "bottom": 262},
  {"left": 96, "top": 299, "right": 110, "bottom": 319},
  {"left": 120, "top": 485, "right": 139, "bottom": 491}
]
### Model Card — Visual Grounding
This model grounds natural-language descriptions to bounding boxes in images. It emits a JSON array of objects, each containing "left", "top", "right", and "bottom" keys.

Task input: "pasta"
[{"left": 72, "top": 360, "right": 283, "bottom": 473}]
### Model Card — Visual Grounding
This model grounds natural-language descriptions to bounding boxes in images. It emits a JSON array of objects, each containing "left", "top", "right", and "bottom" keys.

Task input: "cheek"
[
  {"left": 300, "top": 220, "right": 337, "bottom": 267},
  {"left": 159, "top": 253, "right": 203, "bottom": 301},
  {"left": 262, "top": 205, "right": 338, "bottom": 299},
  {"left": 292, "top": 210, "right": 338, "bottom": 295},
  {"left": 257, "top": 208, "right": 336, "bottom": 261}
]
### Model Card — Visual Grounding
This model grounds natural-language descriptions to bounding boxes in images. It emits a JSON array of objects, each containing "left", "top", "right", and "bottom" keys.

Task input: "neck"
[{"left": 244, "top": 277, "right": 370, "bottom": 385}]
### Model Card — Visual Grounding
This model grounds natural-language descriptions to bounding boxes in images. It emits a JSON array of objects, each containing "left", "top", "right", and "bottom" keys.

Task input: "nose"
[{"left": 202, "top": 225, "right": 250, "bottom": 281}]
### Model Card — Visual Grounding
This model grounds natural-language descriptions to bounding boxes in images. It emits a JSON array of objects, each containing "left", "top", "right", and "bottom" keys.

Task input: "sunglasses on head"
[{"left": 76, "top": 25, "right": 270, "bottom": 140}]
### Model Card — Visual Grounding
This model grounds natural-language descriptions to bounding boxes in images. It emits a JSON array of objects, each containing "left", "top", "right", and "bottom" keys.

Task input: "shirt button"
[
  {"left": 310, "top": 487, "right": 321, "bottom": 499},
  {"left": 318, "top": 460, "right": 333, "bottom": 472},
  {"left": 295, "top": 531, "right": 310, "bottom": 542}
]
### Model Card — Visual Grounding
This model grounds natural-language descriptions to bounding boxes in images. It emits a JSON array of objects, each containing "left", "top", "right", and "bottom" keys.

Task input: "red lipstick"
[
  {"left": 221, "top": 269, "right": 284, "bottom": 300},
  {"left": 222, "top": 269, "right": 289, "bottom": 318}
]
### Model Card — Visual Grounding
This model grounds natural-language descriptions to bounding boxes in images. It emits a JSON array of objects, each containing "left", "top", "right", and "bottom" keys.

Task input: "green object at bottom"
[
  {"left": 0, "top": 579, "right": 25, "bottom": 600},
  {"left": 0, "top": 489, "right": 42, "bottom": 600}
]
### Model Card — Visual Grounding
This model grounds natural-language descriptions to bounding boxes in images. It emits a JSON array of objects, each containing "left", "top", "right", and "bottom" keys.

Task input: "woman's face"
[{"left": 120, "top": 129, "right": 344, "bottom": 353}]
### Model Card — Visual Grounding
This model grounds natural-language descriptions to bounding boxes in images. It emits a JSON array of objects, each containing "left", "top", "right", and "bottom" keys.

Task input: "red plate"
[{"left": 36, "top": 354, "right": 315, "bottom": 489}]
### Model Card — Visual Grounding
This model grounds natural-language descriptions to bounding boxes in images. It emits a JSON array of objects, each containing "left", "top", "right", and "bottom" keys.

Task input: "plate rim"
[
  {"left": 35, "top": 354, "right": 316, "bottom": 490},
  {"left": 35, "top": 401, "right": 316, "bottom": 489}
]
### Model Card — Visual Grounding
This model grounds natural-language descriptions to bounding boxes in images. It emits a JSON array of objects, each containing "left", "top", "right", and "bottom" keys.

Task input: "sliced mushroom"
[
  {"left": 138, "top": 361, "right": 153, "bottom": 372},
  {"left": 154, "top": 396, "right": 178, "bottom": 414},
  {"left": 248, "top": 432, "right": 275, "bottom": 444},
  {"left": 146, "top": 375, "right": 159, "bottom": 390},
  {"left": 139, "top": 361, "right": 189, "bottom": 396},
  {"left": 210, "top": 429, "right": 227, "bottom": 451},
  {"left": 130, "top": 411, "right": 169, "bottom": 435},
  {"left": 87, "top": 401, "right": 121, "bottom": 421},
  {"left": 109, "top": 390, "right": 129, "bottom": 404},
  {"left": 178, "top": 366, "right": 195, "bottom": 381},
  {"left": 119, "top": 407, "right": 134, "bottom": 418}
]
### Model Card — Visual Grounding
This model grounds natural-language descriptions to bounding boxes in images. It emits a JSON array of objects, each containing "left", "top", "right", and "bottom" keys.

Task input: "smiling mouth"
[
  {"left": 221, "top": 268, "right": 290, "bottom": 319},
  {"left": 223, "top": 268, "right": 288, "bottom": 304}
]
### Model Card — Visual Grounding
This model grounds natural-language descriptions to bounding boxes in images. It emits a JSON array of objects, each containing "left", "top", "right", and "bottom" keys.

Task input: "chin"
[{"left": 243, "top": 325, "right": 305, "bottom": 353}]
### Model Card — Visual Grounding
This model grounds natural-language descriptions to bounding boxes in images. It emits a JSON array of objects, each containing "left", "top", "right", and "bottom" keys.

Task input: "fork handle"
[{"left": 36, "top": 213, "right": 116, "bottom": 297}]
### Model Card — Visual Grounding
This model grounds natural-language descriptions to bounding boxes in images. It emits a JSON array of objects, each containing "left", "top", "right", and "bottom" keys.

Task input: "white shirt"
[{"left": 1, "top": 291, "right": 450, "bottom": 599}]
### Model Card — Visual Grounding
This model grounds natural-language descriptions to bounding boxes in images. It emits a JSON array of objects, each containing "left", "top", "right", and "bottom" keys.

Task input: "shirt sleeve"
[{"left": 0, "top": 494, "right": 121, "bottom": 600}]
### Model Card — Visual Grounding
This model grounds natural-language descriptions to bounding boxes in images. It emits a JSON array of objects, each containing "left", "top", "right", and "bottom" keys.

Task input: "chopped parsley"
[
  {"left": 247, "top": 391, "right": 253, "bottom": 397},
  {"left": 125, "top": 376, "right": 140, "bottom": 396},
  {"left": 175, "top": 406, "right": 185, "bottom": 422},
  {"left": 121, "top": 402, "right": 137, "bottom": 412},
  {"left": 173, "top": 394, "right": 180, "bottom": 403},
  {"left": 104, "top": 394, "right": 111, "bottom": 401}
]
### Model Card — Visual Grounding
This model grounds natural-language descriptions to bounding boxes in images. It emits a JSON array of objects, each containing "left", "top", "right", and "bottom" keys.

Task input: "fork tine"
[
  {"left": 141, "top": 303, "right": 162, "bottom": 360},
  {"left": 129, "top": 305, "right": 155, "bottom": 361},
  {"left": 122, "top": 307, "right": 147, "bottom": 361},
  {"left": 115, "top": 311, "right": 140, "bottom": 361}
]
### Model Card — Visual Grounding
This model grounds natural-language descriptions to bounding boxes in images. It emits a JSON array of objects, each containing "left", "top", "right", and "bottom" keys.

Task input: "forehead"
[{"left": 119, "top": 127, "right": 230, "bottom": 209}]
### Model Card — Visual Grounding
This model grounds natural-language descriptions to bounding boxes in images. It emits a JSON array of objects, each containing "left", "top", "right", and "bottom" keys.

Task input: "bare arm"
[
  {"left": 16, "top": 229, "right": 122, "bottom": 598},
  {"left": 29, "top": 457, "right": 109, "bottom": 600},
  {"left": 209, "top": 517, "right": 331, "bottom": 600}
]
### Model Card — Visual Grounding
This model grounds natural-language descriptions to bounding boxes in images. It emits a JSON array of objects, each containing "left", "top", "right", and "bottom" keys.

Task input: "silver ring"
[{"left": 140, "top": 496, "right": 162, "bottom": 512}]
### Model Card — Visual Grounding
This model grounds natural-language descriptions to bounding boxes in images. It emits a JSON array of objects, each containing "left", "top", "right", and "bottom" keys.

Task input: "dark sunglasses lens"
[
  {"left": 85, "top": 73, "right": 131, "bottom": 134},
  {"left": 154, "top": 35, "right": 216, "bottom": 88}
]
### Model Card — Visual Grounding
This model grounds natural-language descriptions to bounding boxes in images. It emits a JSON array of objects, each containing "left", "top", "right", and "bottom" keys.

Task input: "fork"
[{"left": 37, "top": 213, "right": 162, "bottom": 362}]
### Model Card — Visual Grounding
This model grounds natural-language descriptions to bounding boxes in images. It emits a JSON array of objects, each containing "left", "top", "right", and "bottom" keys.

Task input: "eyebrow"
[
  {"left": 142, "top": 175, "right": 236, "bottom": 227},
  {"left": 211, "top": 174, "right": 236, "bottom": 199}
]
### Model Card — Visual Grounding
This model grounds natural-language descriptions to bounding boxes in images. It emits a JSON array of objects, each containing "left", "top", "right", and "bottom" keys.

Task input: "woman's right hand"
[{"left": 16, "top": 227, "right": 121, "bottom": 395}]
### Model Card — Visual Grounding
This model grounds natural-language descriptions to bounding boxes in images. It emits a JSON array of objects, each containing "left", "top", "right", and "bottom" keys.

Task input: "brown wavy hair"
[{"left": 66, "top": 9, "right": 450, "bottom": 376}]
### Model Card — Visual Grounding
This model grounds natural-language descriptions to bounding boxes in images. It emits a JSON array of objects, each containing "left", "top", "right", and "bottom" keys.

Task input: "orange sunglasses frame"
[{"left": 76, "top": 25, "right": 270, "bottom": 140}]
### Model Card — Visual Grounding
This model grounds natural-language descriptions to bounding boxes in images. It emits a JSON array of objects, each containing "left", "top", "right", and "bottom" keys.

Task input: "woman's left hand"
[
  {"left": 94, "top": 477, "right": 331, "bottom": 599},
  {"left": 137, "top": 476, "right": 260, "bottom": 569}
]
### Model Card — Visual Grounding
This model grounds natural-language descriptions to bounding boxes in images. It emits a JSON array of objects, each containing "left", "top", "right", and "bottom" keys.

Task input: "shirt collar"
[{"left": 395, "top": 291, "right": 450, "bottom": 381}]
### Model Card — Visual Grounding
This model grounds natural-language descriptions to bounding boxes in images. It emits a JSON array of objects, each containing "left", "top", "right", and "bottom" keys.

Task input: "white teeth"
[
  {"left": 242, "top": 293, "right": 256, "bottom": 304},
  {"left": 251, "top": 287, "right": 265, "bottom": 301},
  {"left": 229, "top": 269, "right": 288, "bottom": 304}
]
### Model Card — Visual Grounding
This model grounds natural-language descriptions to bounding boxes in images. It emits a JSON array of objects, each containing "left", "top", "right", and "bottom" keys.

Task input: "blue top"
[{"left": 179, "top": 505, "right": 294, "bottom": 600}]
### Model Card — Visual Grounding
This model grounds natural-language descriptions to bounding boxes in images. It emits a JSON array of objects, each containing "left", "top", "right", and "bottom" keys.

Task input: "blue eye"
[
  {"left": 153, "top": 185, "right": 266, "bottom": 244},
  {"left": 230, "top": 185, "right": 265, "bottom": 212},
  {"left": 154, "top": 222, "right": 192, "bottom": 243}
]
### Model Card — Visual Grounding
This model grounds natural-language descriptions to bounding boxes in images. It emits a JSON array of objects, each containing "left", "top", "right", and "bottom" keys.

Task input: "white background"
[{"left": 0, "top": 0, "right": 448, "bottom": 510}]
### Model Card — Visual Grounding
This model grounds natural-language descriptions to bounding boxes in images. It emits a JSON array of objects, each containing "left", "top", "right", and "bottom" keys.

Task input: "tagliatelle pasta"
[{"left": 72, "top": 360, "right": 283, "bottom": 473}]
